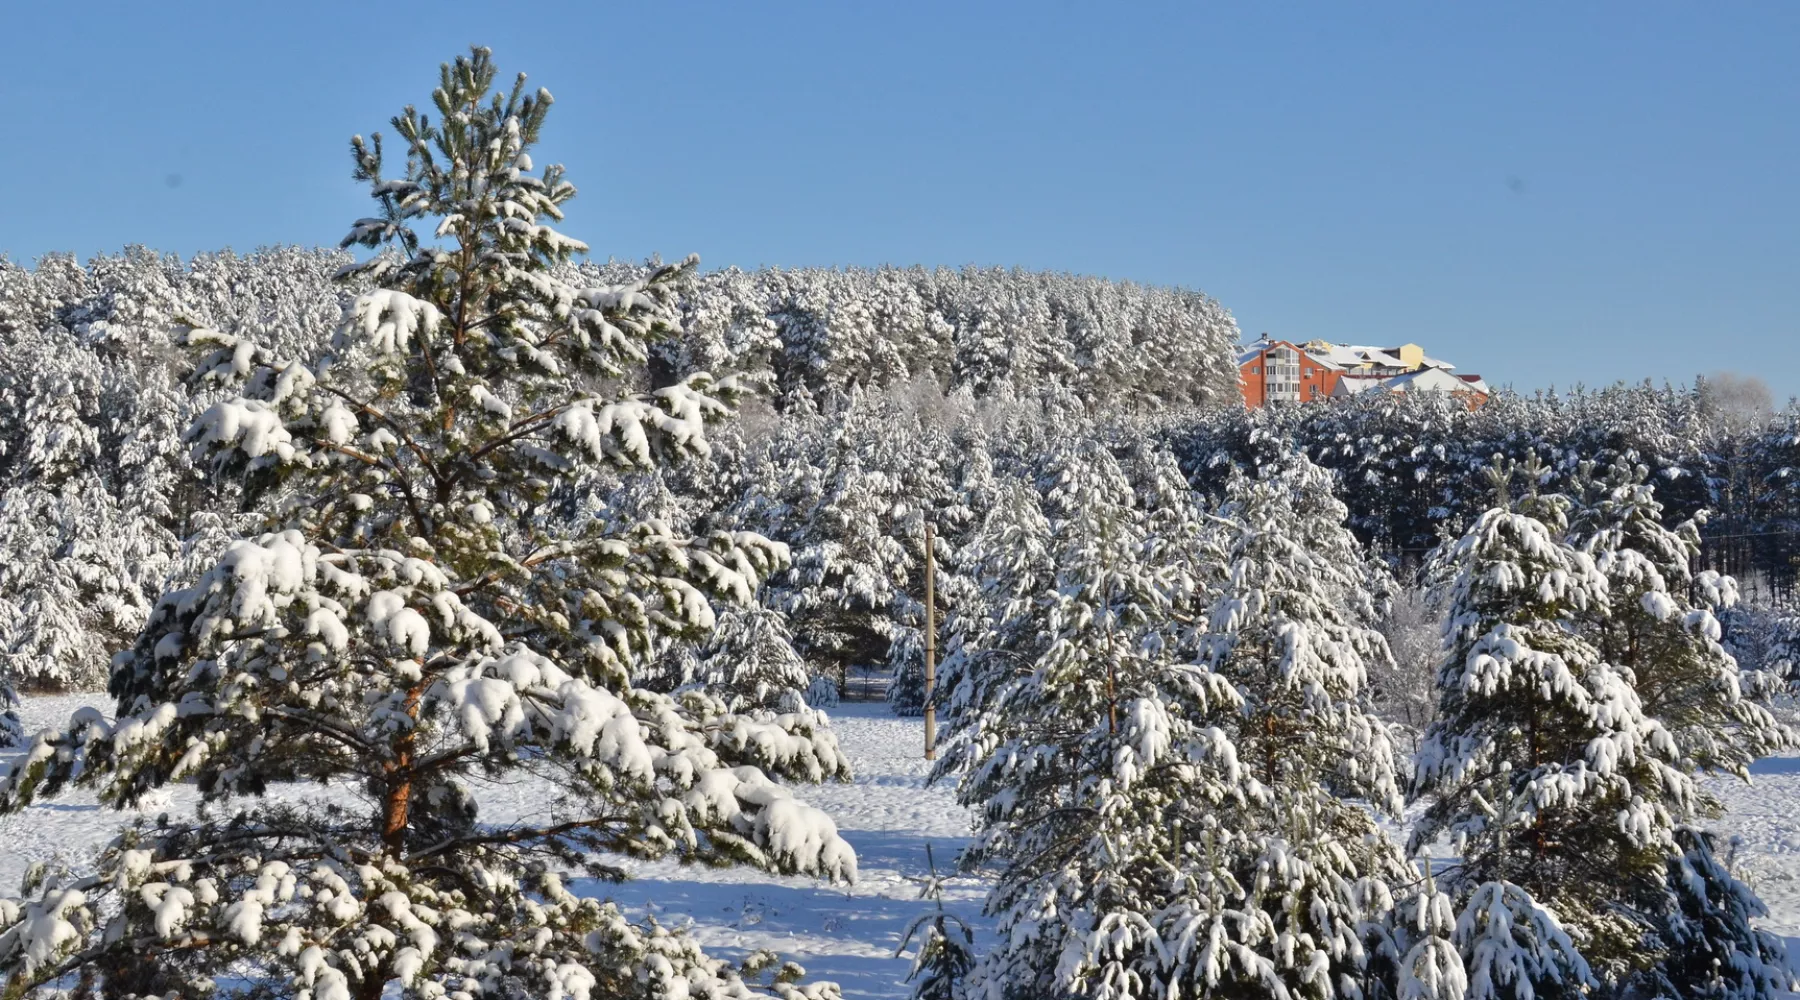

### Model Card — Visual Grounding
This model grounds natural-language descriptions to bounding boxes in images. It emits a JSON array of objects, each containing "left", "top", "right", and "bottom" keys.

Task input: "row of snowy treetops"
[
  {"left": 4, "top": 250, "right": 1798, "bottom": 700},
  {"left": 0, "top": 43, "right": 1797, "bottom": 1000}
]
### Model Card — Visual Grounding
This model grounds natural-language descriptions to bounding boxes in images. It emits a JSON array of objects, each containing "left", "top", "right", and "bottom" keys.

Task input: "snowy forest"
[{"left": 2, "top": 46, "right": 1800, "bottom": 1000}]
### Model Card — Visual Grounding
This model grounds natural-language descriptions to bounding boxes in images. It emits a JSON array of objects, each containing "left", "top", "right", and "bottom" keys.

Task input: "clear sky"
[{"left": 3, "top": 2, "right": 1795, "bottom": 400}]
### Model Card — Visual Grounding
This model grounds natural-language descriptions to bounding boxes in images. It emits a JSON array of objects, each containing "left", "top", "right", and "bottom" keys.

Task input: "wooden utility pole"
[{"left": 924, "top": 521, "right": 937, "bottom": 760}]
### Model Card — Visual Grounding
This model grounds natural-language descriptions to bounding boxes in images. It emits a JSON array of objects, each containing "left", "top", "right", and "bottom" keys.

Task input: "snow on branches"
[{"left": 0, "top": 47, "right": 851, "bottom": 1000}]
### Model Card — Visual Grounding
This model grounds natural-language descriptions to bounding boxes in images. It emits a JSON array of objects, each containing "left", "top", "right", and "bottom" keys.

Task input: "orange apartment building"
[
  {"left": 1237, "top": 339, "right": 1342, "bottom": 406},
  {"left": 1237, "top": 336, "right": 1489, "bottom": 409}
]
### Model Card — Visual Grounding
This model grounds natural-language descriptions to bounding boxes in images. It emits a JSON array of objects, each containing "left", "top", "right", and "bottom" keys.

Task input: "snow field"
[
  {"left": 0, "top": 697, "right": 988, "bottom": 999},
  {"left": 1712, "top": 753, "right": 1800, "bottom": 941},
  {"left": 6, "top": 692, "right": 1798, "bottom": 996}
]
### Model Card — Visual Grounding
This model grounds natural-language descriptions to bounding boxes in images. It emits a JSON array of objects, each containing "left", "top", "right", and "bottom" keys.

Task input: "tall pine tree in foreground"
[{"left": 0, "top": 48, "right": 853, "bottom": 1000}]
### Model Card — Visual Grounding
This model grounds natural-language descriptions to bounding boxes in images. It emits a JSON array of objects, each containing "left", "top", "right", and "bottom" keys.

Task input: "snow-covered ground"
[
  {"left": 5, "top": 693, "right": 1799, "bottom": 995},
  {"left": 1713, "top": 753, "right": 1800, "bottom": 939},
  {"left": 579, "top": 703, "right": 990, "bottom": 994},
  {"left": 0, "top": 696, "right": 988, "bottom": 999}
]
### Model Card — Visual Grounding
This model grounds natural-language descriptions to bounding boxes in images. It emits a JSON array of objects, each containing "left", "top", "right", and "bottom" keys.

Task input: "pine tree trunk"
[
  {"left": 382, "top": 681, "right": 425, "bottom": 854},
  {"left": 382, "top": 771, "right": 412, "bottom": 854},
  {"left": 356, "top": 971, "right": 388, "bottom": 1000},
  {"left": 1265, "top": 712, "right": 1278, "bottom": 788},
  {"left": 1528, "top": 701, "right": 1545, "bottom": 886},
  {"left": 1106, "top": 652, "right": 1117, "bottom": 737}
]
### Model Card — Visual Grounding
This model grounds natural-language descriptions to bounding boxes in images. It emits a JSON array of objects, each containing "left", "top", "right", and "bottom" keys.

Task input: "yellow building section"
[{"left": 1299, "top": 339, "right": 1429, "bottom": 372}]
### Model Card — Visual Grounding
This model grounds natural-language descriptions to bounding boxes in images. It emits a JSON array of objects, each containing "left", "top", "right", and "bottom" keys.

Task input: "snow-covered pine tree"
[
  {"left": 899, "top": 908, "right": 977, "bottom": 1000},
  {"left": 1451, "top": 880, "right": 1593, "bottom": 1000},
  {"left": 885, "top": 625, "right": 931, "bottom": 716},
  {"left": 931, "top": 473, "right": 1057, "bottom": 747},
  {"left": 944, "top": 439, "right": 1414, "bottom": 1000},
  {"left": 779, "top": 425, "right": 909, "bottom": 695},
  {"left": 1371, "top": 585, "right": 1442, "bottom": 753},
  {"left": 1717, "top": 598, "right": 1798, "bottom": 692},
  {"left": 0, "top": 247, "right": 345, "bottom": 703},
  {"left": 587, "top": 464, "right": 728, "bottom": 694},
  {"left": 1649, "top": 826, "right": 1791, "bottom": 1000},
  {"left": 0, "top": 323, "right": 104, "bottom": 489},
  {"left": 692, "top": 602, "right": 811, "bottom": 710},
  {"left": 868, "top": 397, "right": 963, "bottom": 718},
  {"left": 1413, "top": 455, "right": 1695, "bottom": 990},
  {"left": 0, "top": 48, "right": 853, "bottom": 1000},
  {"left": 943, "top": 435, "right": 1243, "bottom": 999},
  {"left": 896, "top": 843, "right": 976, "bottom": 1000},
  {"left": 1157, "top": 455, "right": 1412, "bottom": 1000},
  {"left": 1745, "top": 408, "right": 1800, "bottom": 598},
  {"left": 0, "top": 479, "right": 174, "bottom": 692},
  {"left": 1569, "top": 459, "right": 1791, "bottom": 777},
  {"left": 1567, "top": 460, "right": 1793, "bottom": 998},
  {"left": 1395, "top": 865, "right": 1467, "bottom": 1000},
  {"left": 1128, "top": 441, "right": 1215, "bottom": 633},
  {"left": 1770, "top": 605, "right": 1800, "bottom": 681}
]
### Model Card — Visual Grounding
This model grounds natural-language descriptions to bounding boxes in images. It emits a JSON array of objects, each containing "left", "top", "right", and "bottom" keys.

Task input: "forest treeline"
[
  {"left": 1, "top": 246, "right": 1795, "bottom": 696},
  {"left": 0, "top": 245, "right": 1240, "bottom": 691}
]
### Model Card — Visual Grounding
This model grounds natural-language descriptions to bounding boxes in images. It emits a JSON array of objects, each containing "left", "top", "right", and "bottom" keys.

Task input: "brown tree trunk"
[{"left": 381, "top": 681, "right": 426, "bottom": 854}]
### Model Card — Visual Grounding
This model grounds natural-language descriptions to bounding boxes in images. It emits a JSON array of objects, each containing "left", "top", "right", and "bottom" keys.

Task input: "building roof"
[
  {"left": 1238, "top": 340, "right": 1343, "bottom": 370},
  {"left": 1330, "top": 373, "right": 1388, "bottom": 396},
  {"left": 1383, "top": 366, "right": 1482, "bottom": 393},
  {"left": 1379, "top": 346, "right": 1455, "bottom": 370},
  {"left": 1329, "top": 366, "right": 1489, "bottom": 398},
  {"left": 1309, "top": 344, "right": 1406, "bottom": 369},
  {"left": 1303, "top": 343, "right": 1459, "bottom": 372}
]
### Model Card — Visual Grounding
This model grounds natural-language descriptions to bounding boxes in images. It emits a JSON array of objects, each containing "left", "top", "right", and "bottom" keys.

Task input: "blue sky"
[{"left": 3, "top": 2, "right": 1795, "bottom": 399}]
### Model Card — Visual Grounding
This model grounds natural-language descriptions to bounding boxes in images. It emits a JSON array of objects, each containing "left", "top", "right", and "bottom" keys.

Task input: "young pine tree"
[
  {"left": 1451, "top": 880, "right": 1593, "bottom": 1000},
  {"left": 1159, "top": 457, "right": 1412, "bottom": 1000},
  {"left": 1650, "top": 827, "right": 1791, "bottom": 1000},
  {"left": 896, "top": 843, "right": 977, "bottom": 1000},
  {"left": 0, "top": 48, "right": 853, "bottom": 1000},
  {"left": 1394, "top": 865, "right": 1467, "bottom": 1000},
  {"left": 943, "top": 436, "right": 1241, "bottom": 1000},
  {"left": 1413, "top": 456, "right": 1694, "bottom": 993},
  {"left": 1568, "top": 460, "right": 1793, "bottom": 999},
  {"left": 1569, "top": 459, "right": 1790, "bottom": 778}
]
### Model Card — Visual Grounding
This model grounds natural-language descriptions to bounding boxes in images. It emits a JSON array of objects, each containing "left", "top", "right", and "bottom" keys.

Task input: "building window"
[
  {"left": 1251, "top": 366, "right": 1260, "bottom": 374},
  {"left": 1266, "top": 346, "right": 1301, "bottom": 402}
]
